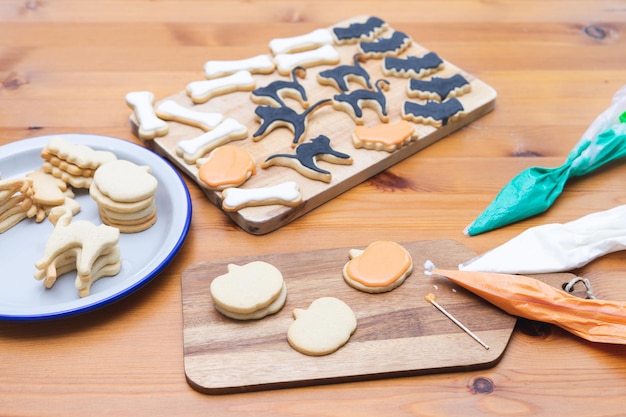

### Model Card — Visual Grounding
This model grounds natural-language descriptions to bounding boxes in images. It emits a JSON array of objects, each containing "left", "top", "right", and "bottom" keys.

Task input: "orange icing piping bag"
[{"left": 425, "top": 262, "right": 626, "bottom": 345}]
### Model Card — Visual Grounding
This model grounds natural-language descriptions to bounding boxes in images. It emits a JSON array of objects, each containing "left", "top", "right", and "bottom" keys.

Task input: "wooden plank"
[
  {"left": 181, "top": 239, "right": 574, "bottom": 394},
  {"left": 131, "top": 16, "right": 497, "bottom": 234}
]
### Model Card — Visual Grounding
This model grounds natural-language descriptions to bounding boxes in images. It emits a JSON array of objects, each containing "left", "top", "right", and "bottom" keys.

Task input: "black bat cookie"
[
  {"left": 402, "top": 98, "right": 465, "bottom": 127},
  {"left": 358, "top": 31, "right": 411, "bottom": 57},
  {"left": 407, "top": 74, "right": 471, "bottom": 101},
  {"left": 382, "top": 52, "right": 444, "bottom": 78},
  {"left": 332, "top": 16, "right": 387, "bottom": 43}
]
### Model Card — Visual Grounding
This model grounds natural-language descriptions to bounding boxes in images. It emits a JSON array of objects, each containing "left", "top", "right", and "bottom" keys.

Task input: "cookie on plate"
[{"left": 90, "top": 159, "right": 158, "bottom": 233}]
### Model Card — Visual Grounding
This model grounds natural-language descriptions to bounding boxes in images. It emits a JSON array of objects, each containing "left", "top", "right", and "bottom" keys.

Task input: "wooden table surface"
[{"left": 2, "top": 1, "right": 626, "bottom": 415}]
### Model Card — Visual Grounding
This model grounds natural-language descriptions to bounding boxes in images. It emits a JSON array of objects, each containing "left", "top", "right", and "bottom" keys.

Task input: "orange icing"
[
  {"left": 353, "top": 121, "right": 415, "bottom": 147},
  {"left": 345, "top": 241, "right": 411, "bottom": 287},
  {"left": 198, "top": 145, "right": 256, "bottom": 189}
]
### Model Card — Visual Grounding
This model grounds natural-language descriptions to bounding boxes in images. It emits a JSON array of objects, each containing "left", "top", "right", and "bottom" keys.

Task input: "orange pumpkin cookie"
[
  {"left": 342, "top": 241, "right": 413, "bottom": 293},
  {"left": 352, "top": 121, "right": 416, "bottom": 152},
  {"left": 197, "top": 145, "right": 256, "bottom": 191}
]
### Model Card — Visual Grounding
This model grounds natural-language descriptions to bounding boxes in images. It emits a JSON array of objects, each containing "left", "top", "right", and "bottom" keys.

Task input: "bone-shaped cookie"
[
  {"left": 204, "top": 54, "right": 275, "bottom": 79},
  {"left": 269, "top": 28, "right": 333, "bottom": 55},
  {"left": 125, "top": 91, "right": 169, "bottom": 140},
  {"left": 155, "top": 100, "right": 224, "bottom": 131},
  {"left": 176, "top": 118, "right": 248, "bottom": 164},
  {"left": 274, "top": 44, "right": 340, "bottom": 76},
  {"left": 186, "top": 70, "right": 256, "bottom": 104},
  {"left": 221, "top": 181, "right": 302, "bottom": 212}
]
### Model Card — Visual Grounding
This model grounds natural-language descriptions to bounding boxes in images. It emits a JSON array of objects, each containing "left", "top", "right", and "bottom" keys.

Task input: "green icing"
[{"left": 466, "top": 123, "right": 626, "bottom": 236}]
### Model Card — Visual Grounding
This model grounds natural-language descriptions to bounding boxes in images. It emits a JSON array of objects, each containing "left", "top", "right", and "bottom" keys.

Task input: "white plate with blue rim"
[{"left": 0, "top": 134, "right": 192, "bottom": 320}]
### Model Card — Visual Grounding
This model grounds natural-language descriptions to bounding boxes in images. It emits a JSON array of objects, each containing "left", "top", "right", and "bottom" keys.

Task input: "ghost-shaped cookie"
[{"left": 287, "top": 297, "right": 357, "bottom": 356}]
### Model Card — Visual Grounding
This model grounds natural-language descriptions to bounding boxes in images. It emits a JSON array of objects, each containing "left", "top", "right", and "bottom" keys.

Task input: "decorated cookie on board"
[
  {"left": 331, "top": 16, "right": 388, "bottom": 44},
  {"left": 332, "top": 79, "right": 390, "bottom": 125},
  {"left": 196, "top": 145, "right": 256, "bottom": 191},
  {"left": 262, "top": 135, "right": 352, "bottom": 183},
  {"left": 221, "top": 181, "right": 302, "bottom": 212},
  {"left": 125, "top": 91, "right": 170, "bottom": 140},
  {"left": 402, "top": 98, "right": 465, "bottom": 127},
  {"left": 250, "top": 66, "right": 309, "bottom": 109},
  {"left": 382, "top": 52, "right": 445, "bottom": 79},
  {"left": 343, "top": 241, "right": 413, "bottom": 293},
  {"left": 358, "top": 31, "right": 412, "bottom": 59},
  {"left": 407, "top": 74, "right": 471, "bottom": 102},
  {"left": 317, "top": 54, "right": 372, "bottom": 92},
  {"left": 252, "top": 98, "right": 332, "bottom": 146},
  {"left": 352, "top": 121, "right": 416, "bottom": 153}
]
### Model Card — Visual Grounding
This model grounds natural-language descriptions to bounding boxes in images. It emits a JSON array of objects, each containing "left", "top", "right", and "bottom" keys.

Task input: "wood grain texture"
[
  {"left": 133, "top": 16, "right": 496, "bottom": 234},
  {"left": 2, "top": 1, "right": 626, "bottom": 416},
  {"left": 182, "top": 239, "right": 577, "bottom": 394}
]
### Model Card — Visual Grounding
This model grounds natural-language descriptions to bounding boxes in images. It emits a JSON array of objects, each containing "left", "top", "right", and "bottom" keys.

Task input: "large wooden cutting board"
[
  {"left": 181, "top": 239, "right": 574, "bottom": 394},
  {"left": 134, "top": 16, "right": 497, "bottom": 234}
]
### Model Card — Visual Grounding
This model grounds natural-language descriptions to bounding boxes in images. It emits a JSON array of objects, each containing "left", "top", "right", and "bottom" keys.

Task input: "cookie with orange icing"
[
  {"left": 197, "top": 145, "right": 256, "bottom": 191},
  {"left": 352, "top": 121, "right": 416, "bottom": 152},
  {"left": 342, "top": 241, "right": 413, "bottom": 293}
]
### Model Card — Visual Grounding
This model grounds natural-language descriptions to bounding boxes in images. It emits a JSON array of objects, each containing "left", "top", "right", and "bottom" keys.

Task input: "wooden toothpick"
[{"left": 425, "top": 293, "right": 490, "bottom": 350}]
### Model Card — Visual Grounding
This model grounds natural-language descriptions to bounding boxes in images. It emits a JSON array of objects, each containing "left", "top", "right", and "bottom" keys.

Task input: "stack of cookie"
[
  {"left": 90, "top": 160, "right": 158, "bottom": 233},
  {"left": 27, "top": 168, "right": 81, "bottom": 223},
  {"left": 41, "top": 136, "right": 117, "bottom": 189},
  {"left": 34, "top": 207, "right": 122, "bottom": 298},
  {"left": 0, "top": 177, "right": 36, "bottom": 233}
]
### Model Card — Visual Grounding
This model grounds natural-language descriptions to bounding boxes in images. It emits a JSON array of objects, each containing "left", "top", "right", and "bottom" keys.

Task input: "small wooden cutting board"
[{"left": 181, "top": 239, "right": 574, "bottom": 394}]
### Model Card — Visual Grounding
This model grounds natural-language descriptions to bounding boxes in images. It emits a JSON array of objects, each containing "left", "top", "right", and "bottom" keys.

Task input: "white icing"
[
  {"left": 459, "top": 204, "right": 626, "bottom": 274},
  {"left": 125, "top": 91, "right": 169, "bottom": 139},
  {"left": 273, "top": 44, "right": 340, "bottom": 75},
  {"left": 155, "top": 100, "right": 223, "bottom": 131},
  {"left": 176, "top": 118, "right": 248, "bottom": 164},
  {"left": 269, "top": 28, "right": 333, "bottom": 55},
  {"left": 186, "top": 70, "right": 255, "bottom": 103},
  {"left": 222, "top": 181, "right": 301, "bottom": 210},
  {"left": 204, "top": 54, "right": 275, "bottom": 79}
]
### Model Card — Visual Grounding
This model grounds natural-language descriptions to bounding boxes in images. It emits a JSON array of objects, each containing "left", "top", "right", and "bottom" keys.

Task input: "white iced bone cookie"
[
  {"left": 125, "top": 91, "right": 169, "bottom": 140},
  {"left": 186, "top": 70, "right": 256, "bottom": 104},
  {"left": 155, "top": 100, "right": 223, "bottom": 131},
  {"left": 221, "top": 181, "right": 301, "bottom": 212},
  {"left": 210, "top": 261, "right": 287, "bottom": 320},
  {"left": 176, "top": 118, "right": 248, "bottom": 165},
  {"left": 287, "top": 297, "right": 357, "bottom": 356},
  {"left": 269, "top": 28, "right": 333, "bottom": 55},
  {"left": 204, "top": 54, "right": 275, "bottom": 79},
  {"left": 274, "top": 44, "right": 340, "bottom": 76}
]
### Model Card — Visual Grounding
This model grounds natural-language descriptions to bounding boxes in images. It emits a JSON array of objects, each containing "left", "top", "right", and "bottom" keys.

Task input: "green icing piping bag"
[{"left": 465, "top": 85, "right": 626, "bottom": 236}]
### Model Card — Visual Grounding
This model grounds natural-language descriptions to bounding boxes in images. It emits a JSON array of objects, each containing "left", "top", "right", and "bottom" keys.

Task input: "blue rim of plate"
[{"left": 0, "top": 134, "right": 192, "bottom": 321}]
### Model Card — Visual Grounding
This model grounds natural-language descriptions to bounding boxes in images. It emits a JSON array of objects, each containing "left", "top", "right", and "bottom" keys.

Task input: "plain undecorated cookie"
[
  {"left": 287, "top": 297, "right": 357, "bottom": 356},
  {"left": 210, "top": 261, "right": 287, "bottom": 320}
]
